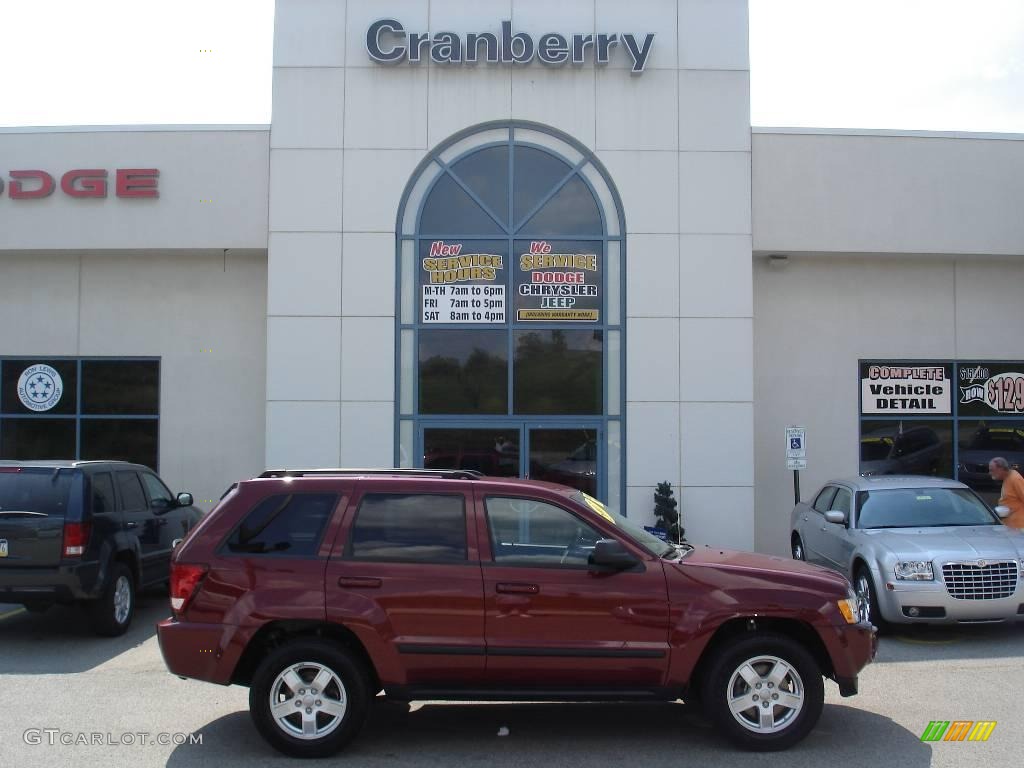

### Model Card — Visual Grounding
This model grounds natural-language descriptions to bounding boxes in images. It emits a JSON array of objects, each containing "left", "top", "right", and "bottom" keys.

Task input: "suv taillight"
[
  {"left": 62, "top": 521, "right": 92, "bottom": 558},
  {"left": 170, "top": 563, "right": 208, "bottom": 615}
]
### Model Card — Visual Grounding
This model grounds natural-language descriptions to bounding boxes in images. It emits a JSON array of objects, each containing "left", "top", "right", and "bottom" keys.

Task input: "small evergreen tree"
[{"left": 653, "top": 481, "right": 683, "bottom": 543}]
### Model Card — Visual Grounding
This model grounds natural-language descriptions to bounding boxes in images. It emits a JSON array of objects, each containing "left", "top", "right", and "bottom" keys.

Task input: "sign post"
[{"left": 786, "top": 427, "right": 807, "bottom": 504}]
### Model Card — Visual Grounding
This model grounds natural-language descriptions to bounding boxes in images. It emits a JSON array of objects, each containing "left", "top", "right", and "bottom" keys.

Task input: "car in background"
[
  {"left": 0, "top": 460, "right": 201, "bottom": 635},
  {"left": 958, "top": 425, "right": 1024, "bottom": 490},
  {"left": 790, "top": 475, "right": 1024, "bottom": 626},
  {"left": 158, "top": 467, "right": 875, "bottom": 757},
  {"left": 860, "top": 426, "right": 942, "bottom": 476}
]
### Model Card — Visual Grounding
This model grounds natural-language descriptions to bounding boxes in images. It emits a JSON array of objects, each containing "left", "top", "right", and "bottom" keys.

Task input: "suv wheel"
[
  {"left": 88, "top": 562, "right": 135, "bottom": 637},
  {"left": 249, "top": 639, "right": 370, "bottom": 758},
  {"left": 703, "top": 632, "right": 824, "bottom": 751}
]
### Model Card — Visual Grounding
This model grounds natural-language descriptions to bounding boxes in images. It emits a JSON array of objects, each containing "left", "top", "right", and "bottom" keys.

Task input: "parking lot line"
[{"left": 0, "top": 607, "right": 26, "bottom": 621}]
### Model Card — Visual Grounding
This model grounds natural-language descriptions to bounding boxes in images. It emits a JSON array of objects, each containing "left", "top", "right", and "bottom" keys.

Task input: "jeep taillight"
[
  {"left": 62, "top": 521, "right": 92, "bottom": 558},
  {"left": 170, "top": 563, "right": 208, "bottom": 615}
]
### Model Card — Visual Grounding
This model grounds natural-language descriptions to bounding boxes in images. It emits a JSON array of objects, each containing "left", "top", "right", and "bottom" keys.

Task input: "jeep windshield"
[
  {"left": 857, "top": 487, "right": 999, "bottom": 529},
  {"left": 574, "top": 491, "right": 679, "bottom": 558}
]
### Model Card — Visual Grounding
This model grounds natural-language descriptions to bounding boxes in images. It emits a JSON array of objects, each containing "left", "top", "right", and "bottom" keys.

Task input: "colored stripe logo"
[{"left": 921, "top": 721, "right": 996, "bottom": 742}]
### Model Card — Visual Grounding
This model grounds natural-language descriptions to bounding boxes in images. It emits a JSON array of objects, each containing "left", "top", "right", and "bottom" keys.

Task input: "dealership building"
[{"left": 1, "top": 0, "right": 1022, "bottom": 555}]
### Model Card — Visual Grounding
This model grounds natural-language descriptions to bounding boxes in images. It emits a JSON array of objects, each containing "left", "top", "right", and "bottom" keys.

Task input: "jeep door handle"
[
  {"left": 337, "top": 576, "right": 382, "bottom": 589},
  {"left": 496, "top": 582, "right": 539, "bottom": 594}
]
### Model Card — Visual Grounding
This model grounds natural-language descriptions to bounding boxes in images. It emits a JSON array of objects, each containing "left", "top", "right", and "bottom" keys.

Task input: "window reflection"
[
  {"left": 859, "top": 420, "right": 953, "bottom": 479},
  {"left": 957, "top": 420, "right": 1024, "bottom": 503},
  {"left": 514, "top": 330, "right": 602, "bottom": 415},
  {"left": 419, "top": 330, "right": 507, "bottom": 414},
  {"left": 529, "top": 428, "right": 597, "bottom": 496},
  {"left": 424, "top": 428, "right": 519, "bottom": 477}
]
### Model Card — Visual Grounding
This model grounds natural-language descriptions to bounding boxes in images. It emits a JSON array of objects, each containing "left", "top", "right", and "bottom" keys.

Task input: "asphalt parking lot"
[{"left": 0, "top": 597, "right": 1021, "bottom": 768}]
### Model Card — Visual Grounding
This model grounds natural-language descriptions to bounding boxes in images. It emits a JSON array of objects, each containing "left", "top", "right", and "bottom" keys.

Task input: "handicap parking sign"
[{"left": 786, "top": 427, "right": 806, "bottom": 459}]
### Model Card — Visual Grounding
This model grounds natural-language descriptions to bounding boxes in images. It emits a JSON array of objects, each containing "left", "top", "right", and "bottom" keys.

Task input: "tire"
[
  {"left": 88, "top": 562, "right": 136, "bottom": 637},
  {"left": 790, "top": 534, "right": 805, "bottom": 561},
  {"left": 854, "top": 565, "right": 888, "bottom": 632},
  {"left": 702, "top": 632, "right": 824, "bottom": 751},
  {"left": 249, "top": 639, "right": 371, "bottom": 758}
]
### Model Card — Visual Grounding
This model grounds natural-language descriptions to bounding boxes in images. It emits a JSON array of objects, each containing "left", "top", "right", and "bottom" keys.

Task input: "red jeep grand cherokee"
[{"left": 158, "top": 469, "right": 875, "bottom": 757}]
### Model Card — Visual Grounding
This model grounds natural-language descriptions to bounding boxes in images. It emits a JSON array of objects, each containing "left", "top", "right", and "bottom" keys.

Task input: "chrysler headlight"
[{"left": 894, "top": 561, "right": 934, "bottom": 581}]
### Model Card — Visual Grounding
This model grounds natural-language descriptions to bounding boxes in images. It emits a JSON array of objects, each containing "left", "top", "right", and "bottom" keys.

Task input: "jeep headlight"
[{"left": 894, "top": 561, "right": 934, "bottom": 581}]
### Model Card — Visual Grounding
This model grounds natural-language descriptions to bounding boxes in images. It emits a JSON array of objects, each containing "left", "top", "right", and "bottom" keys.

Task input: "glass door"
[{"left": 419, "top": 422, "right": 604, "bottom": 498}]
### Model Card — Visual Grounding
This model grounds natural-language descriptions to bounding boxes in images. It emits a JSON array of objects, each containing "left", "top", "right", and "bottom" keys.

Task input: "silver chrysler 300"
[{"left": 790, "top": 475, "right": 1024, "bottom": 626}]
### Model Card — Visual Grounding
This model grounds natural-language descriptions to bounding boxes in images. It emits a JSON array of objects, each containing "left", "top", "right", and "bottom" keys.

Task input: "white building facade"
[{"left": 0, "top": 0, "right": 1021, "bottom": 554}]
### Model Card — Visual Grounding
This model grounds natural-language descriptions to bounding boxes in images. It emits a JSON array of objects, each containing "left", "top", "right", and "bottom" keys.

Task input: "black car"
[{"left": 0, "top": 460, "right": 201, "bottom": 635}]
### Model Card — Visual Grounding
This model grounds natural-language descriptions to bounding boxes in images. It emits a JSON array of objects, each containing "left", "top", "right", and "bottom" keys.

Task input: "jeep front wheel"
[
  {"left": 249, "top": 640, "right": 370, "bottom": 758},
  {"left": 702, "top": 632, "right": 824, "bottom": 750}
]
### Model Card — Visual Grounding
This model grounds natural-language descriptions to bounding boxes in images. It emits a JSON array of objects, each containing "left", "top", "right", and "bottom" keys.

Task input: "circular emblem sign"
[{"left": 17, "top": 364, "right": 63, "bottom": 412}]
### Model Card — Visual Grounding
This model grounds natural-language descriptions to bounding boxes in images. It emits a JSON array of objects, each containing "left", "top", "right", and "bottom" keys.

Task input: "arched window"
[{"left": 395, "top": 122, "right": 626, "bottom": 508}]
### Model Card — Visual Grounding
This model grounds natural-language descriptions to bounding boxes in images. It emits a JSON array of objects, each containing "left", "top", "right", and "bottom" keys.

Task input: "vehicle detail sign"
[
  {"left": 515, "top": 240, "right": 600, "bottom": 322},
  {"left": 860, "top": 363, "right": 952, "bottom": 415},
  {"left": 959, "top": 363, "right": 1024, "bottom": 415},
  {"left": 420, "top": 240, "right": 506, "bottom": 324},
  {"left": 16, "top": 364, "right": 63, "bottom": 412}
]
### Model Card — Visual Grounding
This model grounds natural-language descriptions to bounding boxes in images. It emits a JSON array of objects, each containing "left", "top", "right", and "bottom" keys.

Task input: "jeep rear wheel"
[
  {"left": 88, "top": 562, "right": 135, "bottom": 637},
  {"left": 702, "top": 632, "right": 824, "bottom": 750},
  {"left": 249, "top": 640, "right": 370, "bottom": 758}
]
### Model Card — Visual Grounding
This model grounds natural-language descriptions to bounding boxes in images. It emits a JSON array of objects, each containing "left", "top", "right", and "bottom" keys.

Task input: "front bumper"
[
  {"left": 0, "top": 562, "right": 102, "bottom": 603},
  {"left": 820, "top": 620, "right": 877, "bottom": 696},
  {"left": 878, "top": 579, "right": 1024, "bottom": 624}
]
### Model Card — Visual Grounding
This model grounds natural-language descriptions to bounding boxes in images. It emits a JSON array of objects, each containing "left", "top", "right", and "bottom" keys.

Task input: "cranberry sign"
[{"left": 0, "top": 169, "right": 159, "bottom": 199}]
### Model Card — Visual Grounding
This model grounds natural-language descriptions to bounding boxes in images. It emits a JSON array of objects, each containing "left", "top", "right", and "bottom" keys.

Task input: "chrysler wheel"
[
  {"left": 727, "top": 655, "right": 804, "bottom": 734},
  {"left": 791, "top": 536, "right": 805, "bottom": 561},
  {"left": 269, "top": 662, "right": 348, "bottom": 740},
  {"left": 250, "top": 640, "right": 370, "bottom": 758},
  {"left": 854, "top": 572, "right": 872, "bottom": 624},
  {"left": 703, "top": 633, "right": 824, "bottom": 750}
]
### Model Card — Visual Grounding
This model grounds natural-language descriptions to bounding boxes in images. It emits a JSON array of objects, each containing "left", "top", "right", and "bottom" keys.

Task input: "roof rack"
[{"left": 258, "top": 468, "right": 485, "bottom": 480}]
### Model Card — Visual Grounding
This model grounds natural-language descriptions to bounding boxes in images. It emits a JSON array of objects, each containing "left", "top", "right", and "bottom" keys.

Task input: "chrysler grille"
[{"left": 942, "top": 561, "right": 1019, "bottom": 600}]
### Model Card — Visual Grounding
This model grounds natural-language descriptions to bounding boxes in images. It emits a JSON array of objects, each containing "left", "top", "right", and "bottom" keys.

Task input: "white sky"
[{"left": 0, "top": 0, "right": 1021, "bottom": 132}]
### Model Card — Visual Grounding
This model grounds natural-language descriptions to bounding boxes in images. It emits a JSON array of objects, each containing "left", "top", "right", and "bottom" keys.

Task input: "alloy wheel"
[
  {"left": 112, "top": 575, "right": 132, "bottom": 625},
  {"left": 268, "top": 662, "right": 348, "bottom": 740},
  {"left": 726, "top": 655, "right": 805, "bottom": 734}
]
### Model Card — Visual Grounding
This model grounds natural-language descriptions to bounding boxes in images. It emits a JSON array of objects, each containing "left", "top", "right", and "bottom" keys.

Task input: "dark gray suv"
[{"left": 0, "top": 460, "right": 201, "bottom": 635}]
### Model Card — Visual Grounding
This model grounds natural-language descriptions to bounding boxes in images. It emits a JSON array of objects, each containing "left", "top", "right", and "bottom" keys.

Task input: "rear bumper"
[
  {"left": 0, "top": 562, "right": 102, "bottom": 603},
  {"left": 157, "top": 617, "right": 246, "bottom": 686}
]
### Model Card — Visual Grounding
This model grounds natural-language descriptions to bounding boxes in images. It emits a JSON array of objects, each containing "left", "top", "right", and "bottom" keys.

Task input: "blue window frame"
[
  {"left": 0, "top": 356, "right": 161, "bottom": 469},
  {"left": 394, "top": 122, "right": 626, "bottom": 511}
]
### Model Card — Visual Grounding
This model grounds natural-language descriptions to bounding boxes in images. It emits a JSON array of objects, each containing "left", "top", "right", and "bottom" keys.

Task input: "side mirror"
[
  {"left": 995, "top": 505, "right": 1011, "bottom": 519},
  {"left": 824, "top": 510, "right": 847, "bottom": 525},
  {"left": 588, "top": 539, "right": 640, "bottom": 571},
  {"left": 176, "top": 492, "right": 194, "bottom": 508}
]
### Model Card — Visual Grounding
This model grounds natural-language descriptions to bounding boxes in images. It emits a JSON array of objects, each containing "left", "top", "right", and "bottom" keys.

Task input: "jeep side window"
[
  {"left": 812, "top": 486, "right": 836, "bottom": 513},
  {"left": 91, "top": 472, "right": 116, "bottom": 515},
  {"left": 485, "top": 497, "right": 603, "bottom": 567},
  {"left": 140, "top": 473, "right": 173, "bottom": 508},
  {"left": 224, "top": 493, "right": 337, "bottom": 556},
  {"left": 116, "top": 471, "right": 147, "bottom": 512},
  {"left": 348, "top": 494, "right": 467, "bottom": 563}
]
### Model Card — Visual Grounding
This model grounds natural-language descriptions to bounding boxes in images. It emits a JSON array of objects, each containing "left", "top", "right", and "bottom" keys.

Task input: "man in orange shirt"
[{"left": 989, "top": 457, "right": 1024, "bottom": 529}]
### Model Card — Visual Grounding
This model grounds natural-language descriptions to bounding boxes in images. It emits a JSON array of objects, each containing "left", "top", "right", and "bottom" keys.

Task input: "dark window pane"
[
  {"left": 81, "top": 360, "right": 159, "bottom": 415},
  {"left": 224, "top": 493, "right": 337, "bottom": 556},
  {"left": 424, "top": 429, "right": 519, "bottom": 477},
  {"left": 957, "top": 420, "right": 1024, "bottom": 503},
  {"left": 514, "top": 330, "right": 602, "bottom": 415},
  {"left": 859, "top": 420, "right": 953, "bottom": 479},
  {"left": 812, "top": 487, "right": 836, "bottom": 513},
  {"left": 349, "top": 494, "right": 466, "bottom": 562},
  {"left": 519, "top": 176, "right": 603, "bottom": 236},
  {"left": 832, "top": 488, "right": 853, "bottom": 515},
  {"left": 420, "top": 174, "right": 502, "bottom": 235},
  {"left": 512, "top": 146, "right": 572, "bottom": 227},
  {"left": 140, "top": 472, "right": 173, "bottom": 506},
  {"left": 419, "top": 329, "right": 507, "bottom": 414},
  {"left": 116, "top": 471, "right": 147, "bottom": 512},
  {"left": 80, "top": 419, "right": 158, "bottom": 470},
  {"left": 0, "top": 418, "right": 76, "bottom": 459},
  {"left": 528, "top": 428, "right": 597, "bottom": 496},
  {"left": 91, "top": 473, "right": 117, "bottom": 515},
  {"left": 1, "top": 359, "right": 77, "bottom": 415},
  {"left": 514, "top": 239, "right": 601, "bottom": 322},
  {"left": 485, "top": 496, "right": 601, "bottom": 567},
  {"left": 450, "top": 145, "right": 510, "bottom": 228}
]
